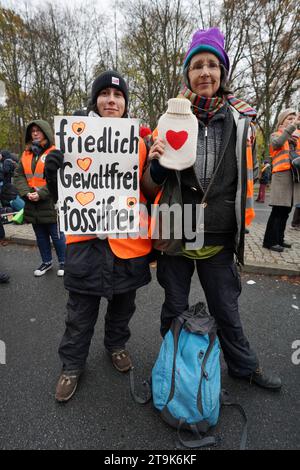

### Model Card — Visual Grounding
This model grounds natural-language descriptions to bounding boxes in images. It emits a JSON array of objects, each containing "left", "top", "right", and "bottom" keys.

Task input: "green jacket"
[{"left": 14, "top": 119, "right": 57, "bottom": 224}]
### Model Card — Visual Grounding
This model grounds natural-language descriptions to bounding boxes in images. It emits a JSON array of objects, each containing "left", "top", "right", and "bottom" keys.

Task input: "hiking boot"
[
  {"left": 0, "top": 271, "right": 9, "bottom": 283},
  {"left": 229, "top": 367, "right": 282, "bottom": 390},
  {"left": 110, "top": 349, "right": 132, "bottom": 372},
  {"left": 55, "top": 372, "right": 81, "bottom": 403},
  {"left": 57, "top": 263, "right": 65, "bottom": 277},
  {"left": 34, "top": 262, "right": 53, "bottom": 277}
]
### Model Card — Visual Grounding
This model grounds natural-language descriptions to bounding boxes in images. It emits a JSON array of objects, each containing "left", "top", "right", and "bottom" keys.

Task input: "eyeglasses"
[{"left": 188, "top": 60, "right": 221, "bottom": 73}]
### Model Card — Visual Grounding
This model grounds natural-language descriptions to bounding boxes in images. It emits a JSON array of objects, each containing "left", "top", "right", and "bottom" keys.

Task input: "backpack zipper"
[{"left": 197, "top": 331, "right": 217, "bottom": 416}]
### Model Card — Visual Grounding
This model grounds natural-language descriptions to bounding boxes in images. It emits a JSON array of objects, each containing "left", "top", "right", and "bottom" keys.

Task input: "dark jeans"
[
  {"left": 32, "top": 223, "right": 65, "bottom": 264},
  {"left": 157, "top": 249, "right": 259, "bottom": 377},
  {"left": 292, "top": 206, "right": 300, "bottom": 227},
  {"left": 263, "top": 206, "right": 292, "bottom": 247},
  {"left": 58, "top": 290, "right": 137, "bottom": 371},
  {"left": 0, "top": 220, "right": 5, "bottom": 240}
]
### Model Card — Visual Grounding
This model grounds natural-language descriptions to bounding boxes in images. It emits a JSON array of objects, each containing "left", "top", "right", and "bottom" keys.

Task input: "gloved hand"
[
  {"left": 44, "top": 149, "right": 64, "bottom": 203},
  {"left": 44, "top": 149, "right": 64, "bottom": 175}
]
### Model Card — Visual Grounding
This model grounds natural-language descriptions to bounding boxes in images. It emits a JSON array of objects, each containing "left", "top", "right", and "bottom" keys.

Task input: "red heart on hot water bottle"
[{"left": 166, "top": 130, "right": 188, "bottom": 150}]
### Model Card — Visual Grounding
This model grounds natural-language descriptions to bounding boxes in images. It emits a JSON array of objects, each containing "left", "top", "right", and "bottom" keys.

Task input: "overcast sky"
[{"left": 0, "top": 0, "right": 113, "bottom": 11}]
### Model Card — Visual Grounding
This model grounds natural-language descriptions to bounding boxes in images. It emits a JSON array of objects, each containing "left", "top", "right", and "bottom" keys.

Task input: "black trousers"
[
  {"left": 292, "top": 206, "right": 300, "bottom": 227},
  {"left": 157, "top": 249, "right": 259, "bottom": 377},
  {"left": 58, "top": 290, "right": 136, "bottom": 372},
  {"left": 263, "top": 206, "right": 292, "bottom": 247},
  {"left": 0, "top": 220, "right": 5, "bottom": 240}
]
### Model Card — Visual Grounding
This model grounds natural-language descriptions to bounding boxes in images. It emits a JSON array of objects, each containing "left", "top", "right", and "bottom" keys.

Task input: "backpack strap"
[
  {"left": 129, "top": 368, "right": 152, "bottom": 405},
  {"left": 221, "top": 390, "right": 248, "bottom": 450},
  {"left": 176, "top": 419, "right": 217, "bottom": 449}
]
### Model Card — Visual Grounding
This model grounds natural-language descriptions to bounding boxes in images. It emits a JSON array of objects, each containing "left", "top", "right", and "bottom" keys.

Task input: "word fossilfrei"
[
  {"left": 291, "top": 340, "right": 300, "bottom": 365},
  {"left": 56, "top": 119, "right": 139, "bottom": 155},
  {"left": 0, "top": 340, "right": 6, "bottom": 365},
  {"left": 60, "top": 196, "right": 135, "bottom": 233}
]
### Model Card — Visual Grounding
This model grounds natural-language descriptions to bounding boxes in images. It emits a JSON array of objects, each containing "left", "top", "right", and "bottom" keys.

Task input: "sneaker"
[
  {"left": 57, "top": 263, "right": 65, "bottom": 277},
  {"left": 0, "top": 271, "right": 9, "bottom": 283},
  {"left": 110, "top": 349, "right": 132, "bottom": 372},
  {"left": 263, "top": 244, "right": 284, "bottom": 253},
  {"left": 229, "top": 367, "right": 282, "bottom": 390},
  {"left": 281, "top": 242, "right": 292, "bottom": 248},
  {"left": 55, "top": 372, "right": 81, "bottom": 403},
  {"left": 34, "top": 262, "right": 53, "bottom": 277}
]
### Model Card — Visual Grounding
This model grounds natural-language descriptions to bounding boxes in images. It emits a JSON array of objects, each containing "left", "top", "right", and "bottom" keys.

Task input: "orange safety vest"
[
  {"left": 66, "top": 138, "right": 152, "bottom": 260},
  {"left": 21, "top": 145, "right": 56, "bottom": 189},
  {"left": 269, "top": 129, "right": 300, "bottom": 173}
]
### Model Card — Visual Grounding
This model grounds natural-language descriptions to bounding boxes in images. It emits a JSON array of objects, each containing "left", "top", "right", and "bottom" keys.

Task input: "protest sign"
[{"left": 54, "top": 116, "right": 140, "bottom": 235}]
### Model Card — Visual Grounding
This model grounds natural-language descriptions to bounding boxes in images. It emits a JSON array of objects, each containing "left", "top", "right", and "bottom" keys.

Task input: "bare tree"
[
  {"left": 120, "top": 0, "right": 193, "bottom": 128},
  {"left": 0, "top": 7, "right": 28, "bottom": 152},
  {"left": 245, "top": 0, "right": 300, "bottom": 153}
]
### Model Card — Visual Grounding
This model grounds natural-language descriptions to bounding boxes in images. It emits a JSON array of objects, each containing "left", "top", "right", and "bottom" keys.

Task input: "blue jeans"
[{"left": 32, "top": 223, "right": 65, "bottom": 264}]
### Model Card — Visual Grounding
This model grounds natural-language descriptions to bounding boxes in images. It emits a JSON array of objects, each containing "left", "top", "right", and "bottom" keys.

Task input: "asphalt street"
[{"left": 0, "top": 244, "right": 299, "bottom": 450}]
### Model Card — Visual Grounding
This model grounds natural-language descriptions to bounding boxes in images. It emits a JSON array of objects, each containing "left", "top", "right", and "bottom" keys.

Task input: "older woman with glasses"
[{"left": 142, "top": 27, "right": 281, "bottom": 390}]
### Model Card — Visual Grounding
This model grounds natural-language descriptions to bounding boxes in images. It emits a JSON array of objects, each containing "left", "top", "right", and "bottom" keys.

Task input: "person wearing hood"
[
  {"left": 44, "top": 71, "right": 152, "bottom": 402},
  {"left": 263, "top": 109, "right": 300, "bottom": 251},
  {"left": 142, "top": 27, "right": 281, "bottom": 390},
  {"left": 14, "top": 120, "right": 66, "bottom": 276}
]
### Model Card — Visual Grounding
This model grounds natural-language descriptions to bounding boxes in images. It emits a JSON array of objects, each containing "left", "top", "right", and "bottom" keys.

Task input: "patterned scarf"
[{"left": 180, "top": 84, "right": 257, "bottom": 121}]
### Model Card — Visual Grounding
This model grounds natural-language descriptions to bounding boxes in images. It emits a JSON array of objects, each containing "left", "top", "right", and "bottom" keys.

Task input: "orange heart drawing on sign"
[
  {"left": 76, "top": 192, "right": 95, "bottom": 206},
  {"left": 127, "top": 197, "right": 137, "bottom": 208},
  {"left": 72, "top": 122, "right": 85, "bottom": 135},
  {"left": 77, "top": 158, "right": 92, "bottom": 171}
]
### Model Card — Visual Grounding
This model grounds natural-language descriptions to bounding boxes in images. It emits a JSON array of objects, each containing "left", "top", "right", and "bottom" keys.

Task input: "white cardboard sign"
[{"left": 54, "top": 116, "right": 140, "bottom": 235}]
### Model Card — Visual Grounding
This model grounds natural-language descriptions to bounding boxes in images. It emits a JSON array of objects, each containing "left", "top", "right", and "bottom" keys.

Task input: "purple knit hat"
[{"left": 183, "top": 27, "right": 230, "bottom": 72}]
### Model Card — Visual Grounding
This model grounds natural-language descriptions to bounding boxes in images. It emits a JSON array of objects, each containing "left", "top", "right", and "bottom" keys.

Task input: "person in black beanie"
[
  {"left": 45, "top": 70, "right": 153, "bottom": 403},
  {"left": 89, "top": 70, "right": 129, "bottom": 117}
]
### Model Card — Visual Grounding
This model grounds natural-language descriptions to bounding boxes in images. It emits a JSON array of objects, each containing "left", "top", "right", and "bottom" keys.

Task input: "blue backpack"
[{"left": 130, "top": 302, "right": 247, "bottom": 449}]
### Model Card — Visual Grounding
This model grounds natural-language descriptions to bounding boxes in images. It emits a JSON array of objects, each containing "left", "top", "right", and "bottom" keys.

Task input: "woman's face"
[
  {"left": 282, "top": 114, "right": 296, "bottom": 128},
  {"left": 97, "top": 87, "right": 126, "bottom": 118},
  {"left": 188, "top": 52, "right": 221, "bottom": 98},
  {"left": 31, "top": 125, "right": 45, "bottom": 143}
]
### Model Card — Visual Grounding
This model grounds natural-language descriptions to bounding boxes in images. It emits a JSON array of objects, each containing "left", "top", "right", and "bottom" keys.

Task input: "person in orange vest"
[
  {"left": 263, "top": 109, "right": 300, "bottom": 252},
  {"left": 14, "top": 120, "right": 66, "bottom": 277},
  {"left": 142, "top": 27, "right": 282, "bottom": 390},
  {"left": 44, "top": 71, "right": 152, "bottom": 402}
]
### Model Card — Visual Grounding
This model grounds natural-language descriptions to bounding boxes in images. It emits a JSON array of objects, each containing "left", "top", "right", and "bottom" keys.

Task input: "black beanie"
[{"left": 91, "top": 70, "right": 129, "bottom": 111}]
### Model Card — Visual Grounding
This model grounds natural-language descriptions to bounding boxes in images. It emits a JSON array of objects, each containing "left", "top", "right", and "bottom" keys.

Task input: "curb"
[
  {"left": 5, "top": 236, "right": 300, "bottom": 277},
  {"left": 242, "top": 262, "right": 300, "bottom": 277},
  {"left": 6, "top": 237, "right": 36, "bottom": 247}
]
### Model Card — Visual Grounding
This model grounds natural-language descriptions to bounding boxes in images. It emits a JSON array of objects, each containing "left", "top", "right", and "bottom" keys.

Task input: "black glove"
[
  {"left": 44, "top": 149, "right": 64, "bottom": 175},
  {"left": 44, "top": 150, "right": 64, "bottom": 203}
]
